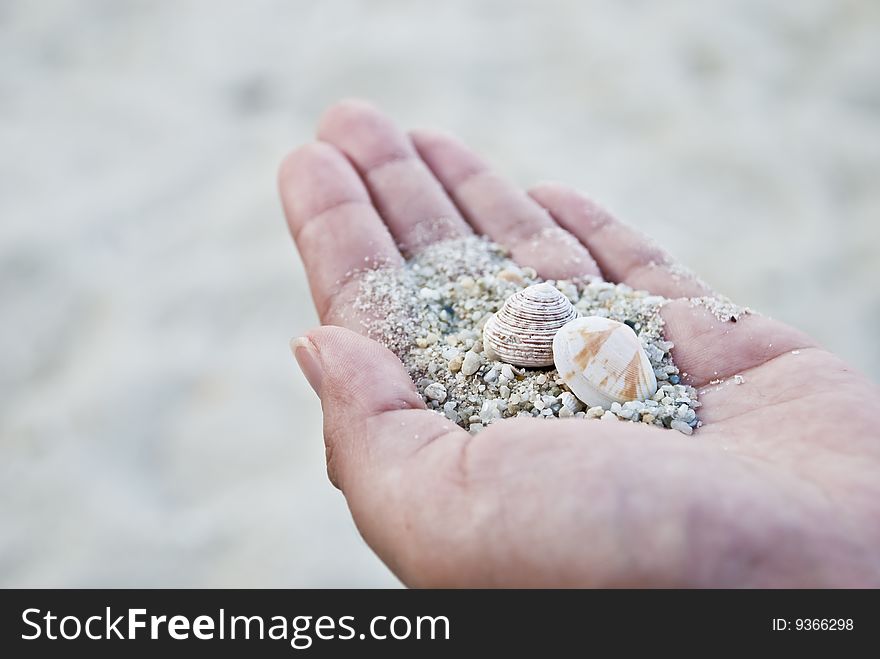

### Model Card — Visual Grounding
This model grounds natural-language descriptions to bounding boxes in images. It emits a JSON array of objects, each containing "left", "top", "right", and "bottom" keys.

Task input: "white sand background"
[{"left": 1, "top": 0, "right": 878, "bottom": 586}]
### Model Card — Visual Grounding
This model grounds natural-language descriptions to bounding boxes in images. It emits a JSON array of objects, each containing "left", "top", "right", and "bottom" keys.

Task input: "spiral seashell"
[
  {"left": 553, "top": 316, "right": 658, "bottom": 408},
  {"left": 483, "top": 283, "right": 578, "bottom": 367}
]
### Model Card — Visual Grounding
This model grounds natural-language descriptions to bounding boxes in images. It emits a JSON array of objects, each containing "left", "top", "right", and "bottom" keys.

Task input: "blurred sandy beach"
[{"left": 1, "top": 0, "right": 879, "bottom": 586}]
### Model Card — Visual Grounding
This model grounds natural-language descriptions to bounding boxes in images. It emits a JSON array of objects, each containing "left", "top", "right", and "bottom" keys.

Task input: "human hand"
[{"left": 280, "top": 100, "right": 880, "bottom": 587}]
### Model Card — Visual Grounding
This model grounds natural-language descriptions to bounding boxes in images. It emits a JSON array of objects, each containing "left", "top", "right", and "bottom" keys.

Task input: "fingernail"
[{"left": 291, "top": 336, "right": 324, "bottom": 395}]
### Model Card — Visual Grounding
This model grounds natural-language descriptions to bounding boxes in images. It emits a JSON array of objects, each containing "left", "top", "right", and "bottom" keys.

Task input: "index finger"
[{"left": 279, "top": 141, "right": 403, "bottom": 325}]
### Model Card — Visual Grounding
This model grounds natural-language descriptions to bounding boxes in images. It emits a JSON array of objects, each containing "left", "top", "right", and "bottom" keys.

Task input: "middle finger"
[{"left": 317, "top": 100, "right": 473, "bottom": 256}]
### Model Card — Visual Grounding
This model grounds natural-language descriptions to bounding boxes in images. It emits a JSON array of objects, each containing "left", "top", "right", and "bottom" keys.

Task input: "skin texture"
[{"left": 280, "top": 100, "right": 880, "bottom": 587}]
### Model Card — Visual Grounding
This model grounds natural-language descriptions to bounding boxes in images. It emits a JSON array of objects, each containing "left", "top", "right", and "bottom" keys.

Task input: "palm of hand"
[{"left": 281, "top": 100, "right": 880, "bottom": 587}]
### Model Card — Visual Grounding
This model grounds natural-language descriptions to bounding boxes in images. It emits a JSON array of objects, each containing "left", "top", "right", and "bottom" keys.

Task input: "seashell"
[
  {"left": 553, "top": 316, "right": 658, "bottom": 408},
  {"left": 483, "top": 283, "right": 578, "bottom": 367}
]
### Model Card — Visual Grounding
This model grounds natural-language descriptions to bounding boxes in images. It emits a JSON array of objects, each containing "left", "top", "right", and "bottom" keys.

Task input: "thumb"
[{"left": 291, "top": 325, "right": 470, "bottom": 577}]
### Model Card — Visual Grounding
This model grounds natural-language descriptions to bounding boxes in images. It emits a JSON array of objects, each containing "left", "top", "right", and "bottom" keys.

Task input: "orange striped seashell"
[{"left": 553, "top": 316, "right": 658, "bottom": 408}]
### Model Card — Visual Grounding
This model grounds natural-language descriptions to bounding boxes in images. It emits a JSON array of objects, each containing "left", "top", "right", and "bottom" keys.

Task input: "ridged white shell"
[
  {"left": 483, "top": 283, "right": 578, "bottom": 367},
  {"left": 553, "top": 316, "right": 658, "bottom": 408}
]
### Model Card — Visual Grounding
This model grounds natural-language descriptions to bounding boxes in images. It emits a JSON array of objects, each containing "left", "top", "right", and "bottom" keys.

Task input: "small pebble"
[
  {"left": 671, "top": 420, "right": 694, "bottom": 435},
  {"left": 424, "top": 382, "right": 448, "bottom": 402},
  {"left": 559, "top": 392, "right": 580, "bottom": 413},
  {"left": 497, "top": 268, "right": 524, "bottom": 284},
  {"left": 419, "top": 287, "right": 441, "bottom": 301},
  {"left": 460, "top": 351, "right": 483, "bottom": 376}
]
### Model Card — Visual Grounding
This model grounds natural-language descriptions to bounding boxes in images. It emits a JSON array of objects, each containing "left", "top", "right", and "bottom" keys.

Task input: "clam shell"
[
  {"left": 483, "top": 283, "right": 578, "bottom": 367},
  {"left": 553, "top": 316, "right": 658, "bottom": 408}
]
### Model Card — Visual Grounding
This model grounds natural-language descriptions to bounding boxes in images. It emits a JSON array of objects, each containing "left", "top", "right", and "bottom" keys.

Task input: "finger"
[
  {"left": 317, "top": 100, "right": 472, "bottom": 255},
  {"left": 279, "top": 141, "right": 403, "bottom": 325},
  {"left": 659, "top": 299, "right": 819, "bottom": 422},
  {"left": 411, "top": 129, "right": 601, "bottom": 280},
  {"left": 528, "top": 182, "right": 712, "bottom": 298},
  {"left": 292, "top": 326, "right": 471, "bottom": 578},
  {"left": 661, "top": 300, "right": 817, "bottom": 387}
]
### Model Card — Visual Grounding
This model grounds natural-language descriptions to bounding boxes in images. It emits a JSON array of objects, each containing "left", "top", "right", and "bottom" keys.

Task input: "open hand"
[{"left": 280, "top": 100, "right": 880, "bottom": 587}]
